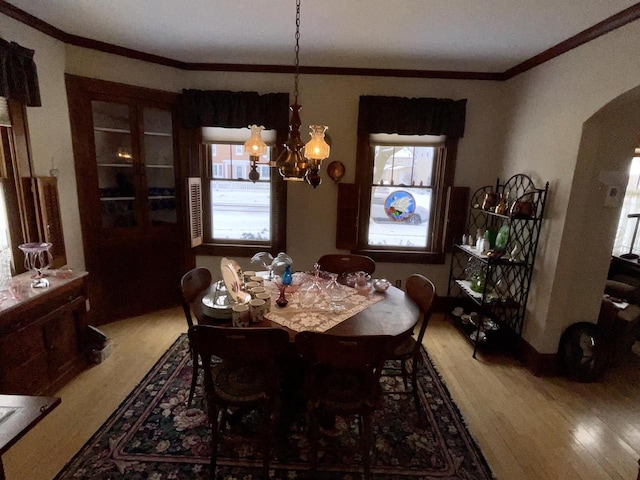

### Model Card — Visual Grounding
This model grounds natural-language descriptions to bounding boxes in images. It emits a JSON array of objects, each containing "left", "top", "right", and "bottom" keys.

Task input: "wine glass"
[{"left": 325, "top": 273, "right": 345, "bottom": 311}]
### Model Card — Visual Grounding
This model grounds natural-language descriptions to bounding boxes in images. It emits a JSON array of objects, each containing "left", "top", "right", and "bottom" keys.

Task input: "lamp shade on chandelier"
[{"left": 243, "top": 124, "right": 268, "bottom": 183}]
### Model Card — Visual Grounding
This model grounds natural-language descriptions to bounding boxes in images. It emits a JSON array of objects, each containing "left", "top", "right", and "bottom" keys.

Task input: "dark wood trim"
[
  {"left": 503, "top": 3, "right": 640, "bottom": 79},
  {"left": 517, "top": 336, "right": 558, "bottom": 377},
  {"left": 4, "top": 0, "right": 638, "bottom": 81}
]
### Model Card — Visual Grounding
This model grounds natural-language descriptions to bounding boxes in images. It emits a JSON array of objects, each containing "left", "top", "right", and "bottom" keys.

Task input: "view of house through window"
[
  {"left": 613, "top": 149, "right": 640, "bottom": 256},
  {"left": 207, "top": 143, "right": 272, "bottom": 242},
  {"left": 366, "top": 137, "right": 442, "bottom": 250}
]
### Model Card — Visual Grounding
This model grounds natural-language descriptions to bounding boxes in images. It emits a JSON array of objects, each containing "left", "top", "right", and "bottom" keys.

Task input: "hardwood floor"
[{"left": 2, "top": 309, "right": 639, "bottom": 479}]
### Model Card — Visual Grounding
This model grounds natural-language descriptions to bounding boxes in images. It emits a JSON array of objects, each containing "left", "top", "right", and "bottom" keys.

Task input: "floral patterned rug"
[{"left": 54, "top": 335, "right": 494, "bottom": 479}]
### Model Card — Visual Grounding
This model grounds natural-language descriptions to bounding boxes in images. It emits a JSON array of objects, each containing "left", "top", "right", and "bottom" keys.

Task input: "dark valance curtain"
[
  {"left": 0, "top": 39, "right": 41, "bottom": 107},
  {"left": 179, "top": 89, "right": 289, "bottom": 131},
  {"left": 358, "top": 95, "right": 467, "bottom": 138}
]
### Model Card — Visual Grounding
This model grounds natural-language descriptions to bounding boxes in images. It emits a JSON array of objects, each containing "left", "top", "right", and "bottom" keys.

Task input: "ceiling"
[{"left": 5, "top": 0, "right": 640, "bottom": 74}]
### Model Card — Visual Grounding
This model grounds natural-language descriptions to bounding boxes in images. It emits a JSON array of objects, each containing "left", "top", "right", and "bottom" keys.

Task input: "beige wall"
[
  {"left": 5, "top": 10, "right": 640, "bottom": 353},
  {"left": 501, "top": 21, "right": 640, "bottom": 352}
]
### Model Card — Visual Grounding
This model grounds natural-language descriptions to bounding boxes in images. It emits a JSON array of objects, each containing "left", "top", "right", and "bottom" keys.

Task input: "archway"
[{"left": 541, "top": 85, "right": 640, "bottom": 354}]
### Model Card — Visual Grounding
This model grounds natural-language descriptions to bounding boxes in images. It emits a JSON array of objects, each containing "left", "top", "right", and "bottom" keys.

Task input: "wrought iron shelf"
[{"left": 447, "top": 173, "right": 549, "bottom": 358}]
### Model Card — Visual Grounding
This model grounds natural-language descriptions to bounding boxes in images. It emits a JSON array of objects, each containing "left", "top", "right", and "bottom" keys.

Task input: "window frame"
[
  {"left": 353, "top": 133, "right": 458, "bottom": 264},
  {"left": 194, "top": 129, "right": 287, "bottom": 258}
]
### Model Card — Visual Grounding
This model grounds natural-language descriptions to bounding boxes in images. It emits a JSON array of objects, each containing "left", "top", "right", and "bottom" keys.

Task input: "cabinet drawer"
[
  {"left": 0, "top": 325, "right": 47, "bottom": 369},
  {"left": 0, "top": 350, "right": 50, "bottom": 394}
]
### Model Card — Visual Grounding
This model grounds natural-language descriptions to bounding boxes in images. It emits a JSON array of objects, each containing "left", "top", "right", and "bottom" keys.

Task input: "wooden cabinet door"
[
  {"left": 66, "top": 75, "right": 186, "bottom": 325},
  {"left": 0, "top": 325, "right": 50, "bottom": 394}
]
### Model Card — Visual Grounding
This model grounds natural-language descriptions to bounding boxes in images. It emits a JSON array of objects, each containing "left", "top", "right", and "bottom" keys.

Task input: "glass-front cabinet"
[
  {"left": 66, "top": 75, "right": 184, "bottom": 325},
  {"left": 92, "top": 101, "right": 176, "bottom": 231}
]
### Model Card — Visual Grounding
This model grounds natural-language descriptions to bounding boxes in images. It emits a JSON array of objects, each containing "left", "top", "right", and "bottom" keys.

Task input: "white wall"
[{"left": 501, "top": 21, "right": 640, "bottom": 352}]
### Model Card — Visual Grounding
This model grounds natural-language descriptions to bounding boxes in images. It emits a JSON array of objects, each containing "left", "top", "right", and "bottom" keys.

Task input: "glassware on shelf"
[
  {"left": 494, "top": 278, "right": 509, "bottom": 303},
  {"left": 18, "top": 242, "right": 53, "bottom": 288},
  {"left": 509, "top": 242, "right": 523, "bottom": 262},
  {"left": 325, "top": 273, "right": 345, "bottom": 311}
]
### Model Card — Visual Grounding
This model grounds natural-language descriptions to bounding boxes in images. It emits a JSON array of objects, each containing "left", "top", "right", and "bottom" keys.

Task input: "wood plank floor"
[{"left": 3, "top": 308, "right": 639, "bottom": 479}]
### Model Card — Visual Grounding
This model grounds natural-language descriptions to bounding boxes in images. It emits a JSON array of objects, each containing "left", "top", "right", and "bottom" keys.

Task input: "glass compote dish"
[{"left": 18, "top": 242, "right": 53, "bottom": 288}]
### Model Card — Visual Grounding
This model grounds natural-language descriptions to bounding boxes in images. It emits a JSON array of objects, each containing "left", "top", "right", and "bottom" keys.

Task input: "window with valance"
[
  {"left": 179, "top": 89, "right": 289, "bottom": 257},
  {"left": 339, "top": 95, "right": 467, "bottom": 263}
]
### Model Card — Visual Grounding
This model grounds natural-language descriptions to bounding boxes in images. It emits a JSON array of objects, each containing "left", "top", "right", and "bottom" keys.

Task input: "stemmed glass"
[{"left": 325, "top": 273, "right": 345, "bottom": 311}]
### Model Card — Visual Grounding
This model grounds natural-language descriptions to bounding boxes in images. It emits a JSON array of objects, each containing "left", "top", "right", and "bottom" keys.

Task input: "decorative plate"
[
  {"left": 383, "top": 190, "right": 417, "bottom": 223},
  {"left": 221, "top": 257, "right": 242, "bottom": 302}
]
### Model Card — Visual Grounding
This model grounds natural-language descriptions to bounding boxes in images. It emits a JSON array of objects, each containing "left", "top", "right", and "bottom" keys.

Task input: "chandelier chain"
[{"left": 294, "top": 0, "right": 300, "bottom": 104}]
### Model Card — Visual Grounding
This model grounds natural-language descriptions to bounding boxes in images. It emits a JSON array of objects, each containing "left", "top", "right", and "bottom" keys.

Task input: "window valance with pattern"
[
  {"left": 0, "top": 39, "right": 41, "bottom": 107},
  {"left": 179, "top": 89, "right": 289, "bottom": 132},
  {"left": 357, "top": 95, "right": 467, "bottom": 138}
]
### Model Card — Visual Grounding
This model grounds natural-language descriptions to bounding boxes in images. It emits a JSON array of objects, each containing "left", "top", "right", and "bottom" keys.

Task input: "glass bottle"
[
  {"left": 299, "top": 266, "right": 323, "bottom": 308},
  {"left": 282, "top": 264, "right": 293, "bottom": 286},
  {"left": 325, "top": 273, "right": 345, "bottom": 311}
]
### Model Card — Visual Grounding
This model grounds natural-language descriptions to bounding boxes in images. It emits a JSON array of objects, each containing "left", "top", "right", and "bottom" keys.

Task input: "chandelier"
[{"left": 243, "top": 0, "right": 330, "bottom": 188}]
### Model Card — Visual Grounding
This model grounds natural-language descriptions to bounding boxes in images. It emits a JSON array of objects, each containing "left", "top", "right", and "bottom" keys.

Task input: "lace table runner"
[{"left": 263, "top": 281, "right": 383, "bottom": 333}]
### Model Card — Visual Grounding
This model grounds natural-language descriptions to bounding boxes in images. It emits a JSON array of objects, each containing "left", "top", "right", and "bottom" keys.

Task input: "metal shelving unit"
[{"left": 447, "top": 174, "right": 549, "bottom": 357}]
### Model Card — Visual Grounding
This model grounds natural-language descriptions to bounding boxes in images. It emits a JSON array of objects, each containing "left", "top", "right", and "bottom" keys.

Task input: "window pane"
[
  {"left": 613, "top": 156, "right": 640, "bottom": 256},
  {"left": 209, "top": 181, "right": 271, "bottom": 241},
  {"left": 367, "top": 186, "right": 431, "bottom": 248},
  {"left": 372, "top": 145, "right": 435, "bottom": 186},
  {"left": 207, "top": 142, "right": 272, "bottom": 242},
  {"left": 367, "top": 142, "right": 437, "bottom": 249}
]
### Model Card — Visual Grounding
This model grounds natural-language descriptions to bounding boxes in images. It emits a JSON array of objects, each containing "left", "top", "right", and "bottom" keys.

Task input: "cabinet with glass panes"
[
  {"left": 447, "top": 174, "right": 549, "bottom": 357},
  {"left": 92, "top": 101, "right": 176, "bottom": 230},
  {"left": 66, "top": 75, "right": 184, "bottom": 325}
]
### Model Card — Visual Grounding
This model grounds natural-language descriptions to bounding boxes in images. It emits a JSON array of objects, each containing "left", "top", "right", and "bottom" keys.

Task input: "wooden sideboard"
[{"left": 0, "top": 271, "right": 89, "bottom": 395}]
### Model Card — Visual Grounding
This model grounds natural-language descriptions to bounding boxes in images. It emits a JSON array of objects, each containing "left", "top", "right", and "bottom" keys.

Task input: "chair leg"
[
  {"left": 362, "top": 411, "right": 373, "bottom": 480},
  {"left": 188, "top": 351, "right": 199, "bottom": 408},
  {"left": 262, "top": 402, "right": 273, "bottom": 480},
  {"left": 400, "top": 359, "right": 409, "bottom": 391},
  {"left": 209, "top": 400, "right": 220, "bottom": 480},
  {"left": 411, "top": 353, "right": 421, "bottom": 414},
  {"left": 308, "top": 408, "right": 319, "bottom": 479}
]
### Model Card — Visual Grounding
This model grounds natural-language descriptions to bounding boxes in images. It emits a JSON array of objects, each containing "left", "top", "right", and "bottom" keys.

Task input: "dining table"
[{"left": 193, "top": 277, "right": 420, "bottom": 341}]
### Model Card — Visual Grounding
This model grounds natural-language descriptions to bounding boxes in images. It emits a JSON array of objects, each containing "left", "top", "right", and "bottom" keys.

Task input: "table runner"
[{"left": 263, "top": 281, "right": 383, "bottom": 332}]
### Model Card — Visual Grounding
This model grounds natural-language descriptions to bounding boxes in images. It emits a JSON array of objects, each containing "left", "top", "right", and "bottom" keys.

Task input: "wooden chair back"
[
  {"left": 179, "top": 267, "right": 212, "bottom": 328},
  {"left": 405, "top": 273, "right": 437, "bottom": 346},
  {"left": 189, "top": 325, "right": 290, "bottom": 367},
  {"left": 296, "top": 331, "right": 392, "bottom": 376},
  {"left": 317, "top": 254, "right": 376, "bottom": 276}
]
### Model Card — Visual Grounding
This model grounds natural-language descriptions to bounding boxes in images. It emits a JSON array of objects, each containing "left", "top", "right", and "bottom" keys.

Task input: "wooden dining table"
[{"left": 193, "top": 282, "right": 420, "bottom": 341}]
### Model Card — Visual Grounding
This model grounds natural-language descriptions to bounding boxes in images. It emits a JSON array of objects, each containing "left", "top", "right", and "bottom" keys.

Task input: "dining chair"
[
  {"left": 179, "top": 267, "right": 212, "bottom": 407},
  {"left": 295, "top": 331, "right": 395, "bottom": 480},
  {"left": 387, "top": 273, "right": 436, "bottom": 413},
  {"left": 316, "top": 254, "right": 376, "bottom": 276},
  {"left": 189, "top": 324, "right": 290, "bottom": 480}
]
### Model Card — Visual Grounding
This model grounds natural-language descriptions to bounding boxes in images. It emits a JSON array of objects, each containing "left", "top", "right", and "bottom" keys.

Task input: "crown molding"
[{"left": 1, "top": 0, "right": 639, "bottom": 81}]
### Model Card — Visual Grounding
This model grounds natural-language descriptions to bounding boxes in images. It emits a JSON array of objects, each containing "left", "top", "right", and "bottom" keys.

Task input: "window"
[
  {"left": 355, "top": 134, "right": 455, "bottom": 261},
  {"left": 345, "top": 95, "right": 466, "bottom": 263},
  {"left": 612, "top": 149, "right": 640, "bottom": 256},
  {"left": 196, "top": 127, "right": 286, "bottom": 256}
]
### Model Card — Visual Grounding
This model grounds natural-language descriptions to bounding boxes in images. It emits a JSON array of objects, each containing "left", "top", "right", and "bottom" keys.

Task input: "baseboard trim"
[
  {"left": 437, "top": 297, "right": 558, "bottom": 376},
  {"left": 517, "top": 337, "right": 558, "bottom": 376}
]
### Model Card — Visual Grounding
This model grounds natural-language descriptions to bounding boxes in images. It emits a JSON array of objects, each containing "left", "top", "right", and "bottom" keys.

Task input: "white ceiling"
[{"left": 7, "top": 0, "right": 640, "bottom": 73}]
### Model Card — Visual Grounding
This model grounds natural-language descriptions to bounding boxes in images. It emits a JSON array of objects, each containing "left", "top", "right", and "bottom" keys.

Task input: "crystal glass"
[
  {"left": 325, "top": 273, "right": 345, "bottom": 311},
  {"left": 495, "top": 278, "right": 509, "bottom": 303},
  {"left": 299, "top": 275, "right": 323, "bottom": 308}
]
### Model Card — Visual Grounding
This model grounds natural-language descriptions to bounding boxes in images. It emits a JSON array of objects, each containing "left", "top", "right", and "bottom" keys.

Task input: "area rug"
[{"left": 54, "top": 335, "right": 494, "bottom": 479}]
